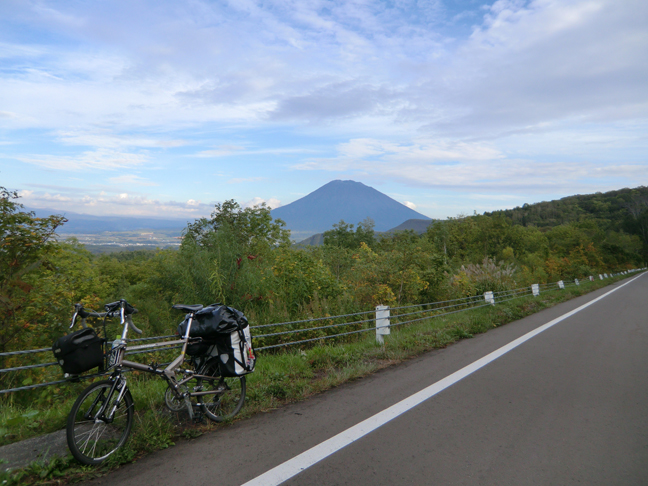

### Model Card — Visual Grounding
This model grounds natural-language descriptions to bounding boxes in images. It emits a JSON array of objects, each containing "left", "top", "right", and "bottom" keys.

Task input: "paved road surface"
[{"left": 86, "top": 273, "right": 648, "bottom": 486}]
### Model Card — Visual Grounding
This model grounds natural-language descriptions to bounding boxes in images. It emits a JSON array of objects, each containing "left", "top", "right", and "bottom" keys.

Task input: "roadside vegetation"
[{"left": 1, "top": 184, "right": 647, "bottom": 483}]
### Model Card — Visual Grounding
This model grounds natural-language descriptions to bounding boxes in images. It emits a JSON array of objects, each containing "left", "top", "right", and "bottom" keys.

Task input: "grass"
[{"left": 0, "top": 274, "right": 637, "bottom": 484}]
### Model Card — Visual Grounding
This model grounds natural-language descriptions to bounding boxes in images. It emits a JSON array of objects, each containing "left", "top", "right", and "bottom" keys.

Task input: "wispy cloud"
[
  {"left": 17, "top": 149, "right": 149, "bottom": 171},
  {"left": 108, "top": 174, "right": 158, "bottom": 186},
  {"left": 228, "top": 177, "right": 265, "bottom": 184},
  {"left": 18, "top": 189, "right": 214, "bottom": 218}
]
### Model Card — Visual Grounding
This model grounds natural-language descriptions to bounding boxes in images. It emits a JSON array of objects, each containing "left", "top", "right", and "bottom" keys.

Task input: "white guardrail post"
[
  {"left": 575, "top": 278, "right": 579, "bottom": 286},
  {"left": 375, "top": 305, "right": 390, "bottom": 344},
  {"left": 531, "top": 283, "right": 540, "bottom": 296},
  {"left": 484, "top": 291, "right": 495, "bottom": 305},
  {"left": 558, "top": 280, "right": 565, "bottom": 289}
]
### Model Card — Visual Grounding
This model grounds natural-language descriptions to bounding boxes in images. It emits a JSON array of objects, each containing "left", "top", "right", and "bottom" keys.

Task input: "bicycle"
[{"left": 65, "top": 299, "right": 246, "bottom": 465}]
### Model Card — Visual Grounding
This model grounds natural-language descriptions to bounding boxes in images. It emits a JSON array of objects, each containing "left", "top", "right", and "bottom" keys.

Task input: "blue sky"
[{"left": 1, "top": 0, "right": 647, "bottom": 221}]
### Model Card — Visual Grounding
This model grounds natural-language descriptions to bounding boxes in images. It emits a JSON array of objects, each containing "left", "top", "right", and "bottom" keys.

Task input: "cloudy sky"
[{"left": 1, "top": 0, "right": 647, "bottom": 221}]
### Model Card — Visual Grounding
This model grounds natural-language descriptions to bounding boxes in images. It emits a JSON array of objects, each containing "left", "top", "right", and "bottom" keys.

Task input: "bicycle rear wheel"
[
  {"left": 66, "top": 379, "right": 134, "bottom": 465},
  {"left": 196, "top": 359, "right": 246, "bottom": 422}
]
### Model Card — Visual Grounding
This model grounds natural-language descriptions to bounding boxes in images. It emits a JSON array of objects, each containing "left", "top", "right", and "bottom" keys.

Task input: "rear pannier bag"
[
  {"left": 185, "top": 341, "right": 212, "bottom": 357},
  {"left": 177, "top": 304, "right": 255, "bottom": 374},
  {"left": 213, "top": 326, "right": 255, "bottom": 377},
  {"left": 52, "top": 328, "right": 105, "bottom": 375}
]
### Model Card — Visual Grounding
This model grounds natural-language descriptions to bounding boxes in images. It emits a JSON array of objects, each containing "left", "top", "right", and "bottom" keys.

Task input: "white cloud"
[
  {"left": 243, "top": 197, "right": 282, "bottom": 209},
  {"left": 17, "top": 149, "right": 149, "bottom": 171},
  {"left": 57, "top": 130, "right": 187, "bottom": 150},
  {"left": 228, "top": 177, "right": 264, "bottom": 184},
  {"left": 195, "top": 146, "right": 246, "bottom": 158},
  {"left": 108, "top": 174, "right": 158, "bottom": 186},
  {"left": 292, "top": 136, "right": 648, "bottom": 194},
  {"left": 404, "top": 201, "right": 417, "bottom": 210},
  {"left": 17, "top": 188, "right": 214, "bottom": 218},
  {"left": 294, "top": 138, "right": 504, "bottom": 172}
]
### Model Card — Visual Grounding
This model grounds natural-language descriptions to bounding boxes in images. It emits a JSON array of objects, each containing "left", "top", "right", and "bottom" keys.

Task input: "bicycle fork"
[
  {"left": 86, "top": 377, "right": 127, "bottom": 424},
  {"left": 107, "top": 377, "right": 128, "bottom": 421}
]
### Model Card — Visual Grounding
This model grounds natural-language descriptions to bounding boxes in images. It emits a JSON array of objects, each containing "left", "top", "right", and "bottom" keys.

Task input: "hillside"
[
  {"left": 485, "top": 186, "right": 648, "bottom": 231},
  {"left": 271, "top": 180, "right": 431, "bottom": 239},
  {"left": 296, "top": 218, "right": 435, "bottom": 246},
  {"left": 385, "top": 218, "right": 435, "bottom": 234}
]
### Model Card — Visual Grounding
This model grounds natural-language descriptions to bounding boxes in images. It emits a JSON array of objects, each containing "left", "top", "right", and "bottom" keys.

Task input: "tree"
[
  {"left": 184, "top": 200, "right": 291, "bottom": 254},
  {"left": 0, "top": 187, "right": 66, "bottom": 363},
  {"left": 623, "top": 195, "right": 648, "bottom": 263},
  {"left": 323, "top": 218, "right": 375, "bottom": 249}
]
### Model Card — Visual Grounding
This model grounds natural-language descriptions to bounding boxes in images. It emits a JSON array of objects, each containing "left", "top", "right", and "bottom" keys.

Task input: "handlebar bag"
[{"left": 52, "top": 328, "right": 105, "bottom": 375}]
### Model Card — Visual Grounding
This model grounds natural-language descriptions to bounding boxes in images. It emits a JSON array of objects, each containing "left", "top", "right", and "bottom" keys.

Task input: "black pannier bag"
[
  {"left": 177, "top": 303, "right": 248, "bottom": 338},
  {"left": 177, "top": 304, "right": 255, "bottom": 375},
  {"left": 52, "top": 328, "right": 105, "bottom": 375}
]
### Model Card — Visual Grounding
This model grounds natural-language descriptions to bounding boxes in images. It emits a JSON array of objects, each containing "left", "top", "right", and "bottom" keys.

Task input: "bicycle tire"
[
  {"left": 66, "top": 379, "right": 134, "bottom": 465},
  {"left": 196, "top": 359, "right": 246, "bottom": 422}
]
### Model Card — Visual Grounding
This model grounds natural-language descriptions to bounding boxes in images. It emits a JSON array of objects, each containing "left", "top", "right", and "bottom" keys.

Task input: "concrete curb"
[{"left": 0, "top": 429, "right": 69, "bottom": 471}]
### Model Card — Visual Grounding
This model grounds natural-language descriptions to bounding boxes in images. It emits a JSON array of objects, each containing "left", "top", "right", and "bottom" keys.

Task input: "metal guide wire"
[
  {"left": 391, "top": 299, "right": 488, "bottom": 320},
  {"left": 253, "top": 316, "right": 377, "bottom": 340},
  {"left": 256, "top": 326, "right": 375, "bottom": 351},
  {"left": 249, "top": 308, "right": 376, "bottom": 330},
  {"left": 389, "top": 301, "right": 495, "bottom": 329}
]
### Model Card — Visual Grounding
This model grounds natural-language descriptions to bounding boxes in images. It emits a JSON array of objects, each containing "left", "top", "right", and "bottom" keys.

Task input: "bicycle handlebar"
[
  {"left": 70, "top": 300, "right": 141, "bottom": 334},
  {"left": 126, "top": 316, "right": 143, "bottom": 335}
]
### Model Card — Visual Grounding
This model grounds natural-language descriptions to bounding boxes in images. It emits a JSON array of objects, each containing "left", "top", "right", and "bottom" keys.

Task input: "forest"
[{"left": 1, "top": 185, "right": 647, "bottom": 396}]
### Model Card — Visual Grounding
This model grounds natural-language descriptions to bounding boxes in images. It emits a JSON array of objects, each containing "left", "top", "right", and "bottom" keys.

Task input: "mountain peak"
[{"left": 271, "top": 180, "right": 430, "bottom": 238}]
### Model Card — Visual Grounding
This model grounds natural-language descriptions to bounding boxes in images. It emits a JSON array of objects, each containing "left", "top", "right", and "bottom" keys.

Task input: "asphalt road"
[{"left": 86, "top": 273, "right": 648, "bottom": 486}]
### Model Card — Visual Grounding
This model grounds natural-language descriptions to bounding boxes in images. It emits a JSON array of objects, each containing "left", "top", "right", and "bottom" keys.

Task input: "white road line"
[{"left": 242, "top": 273, "right": 646, "bottom": 486}]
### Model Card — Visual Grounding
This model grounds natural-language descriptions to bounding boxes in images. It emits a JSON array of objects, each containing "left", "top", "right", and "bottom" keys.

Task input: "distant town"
[{"left": 61, "top": 229, "right": 182, "bottom": 253}]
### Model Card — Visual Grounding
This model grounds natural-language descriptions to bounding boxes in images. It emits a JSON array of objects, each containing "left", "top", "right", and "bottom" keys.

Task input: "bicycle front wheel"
[
  {"left": 196, "top": 359, "right": 246, "bottom": 422},
  {"left": 66, "top": 379, "right": 134, "bottom": 465}
]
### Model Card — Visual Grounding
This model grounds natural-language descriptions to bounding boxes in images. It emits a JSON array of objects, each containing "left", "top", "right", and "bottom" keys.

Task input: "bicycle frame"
[
  {"left": 71, "top": 300, "right": 227, "bottom": 421},
  {"left": 67, "top": 299, "right": 247, "bottom": 465}
]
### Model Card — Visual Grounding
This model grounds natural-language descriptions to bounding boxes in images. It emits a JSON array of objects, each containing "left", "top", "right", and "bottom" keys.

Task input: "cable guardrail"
[{"left": 1, "top": 269, "right": 644, "bottom": 394}]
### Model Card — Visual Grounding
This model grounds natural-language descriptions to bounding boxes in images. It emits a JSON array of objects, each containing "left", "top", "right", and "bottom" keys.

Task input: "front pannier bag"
[
  {"left": 52, "top": 328, "right": 105, "bottom": 375},
  {"left": 177, "top": 304, "right": 256, "bottom": 375}
]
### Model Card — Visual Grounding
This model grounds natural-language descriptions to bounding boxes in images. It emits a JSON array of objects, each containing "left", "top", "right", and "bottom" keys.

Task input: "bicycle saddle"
[{"left": 172, "top": 304, "right": 204, "bottom": 313}]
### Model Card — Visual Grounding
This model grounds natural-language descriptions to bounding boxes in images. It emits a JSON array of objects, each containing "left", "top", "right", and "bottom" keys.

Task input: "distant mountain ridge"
[
  {"left": 28, "top": 208, "right": 188, "bottom": 234},
  {"left": 271, "top": 180, "right": 430, "bottom": 239}
]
